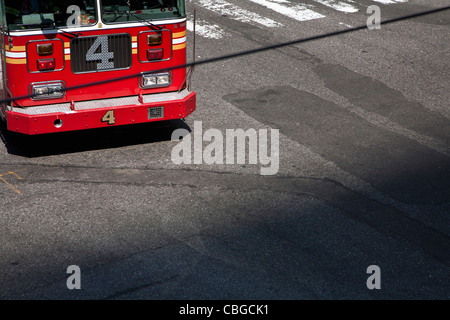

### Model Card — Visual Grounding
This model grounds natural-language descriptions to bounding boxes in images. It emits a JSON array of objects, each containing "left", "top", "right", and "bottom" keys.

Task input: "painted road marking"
[
  {"left": 188, "top": 0, "right": 409, "bottom": 39},
  {"left": 247, "top": 0, "right": 325, "bottom": 22},
  {"left": 0, "top": 171, "right": 24, "bottom": 195},
  {"left": 187, "top": 18, "right": 228, "bottom": 39},
  {"left": 312, "top": 0, "right": 359, "bottom": 13},
  {"left": 197, "top": 0, "right": 282, "bottom": 27}
]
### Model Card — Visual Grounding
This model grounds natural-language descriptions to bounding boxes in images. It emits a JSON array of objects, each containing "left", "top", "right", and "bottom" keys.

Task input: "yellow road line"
[{"left": 0, "top": 170, "right": 25, "bottom": 194}]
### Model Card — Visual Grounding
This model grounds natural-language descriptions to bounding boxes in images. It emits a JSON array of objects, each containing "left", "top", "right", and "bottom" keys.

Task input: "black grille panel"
[
  {"left": 148, "top": 107, "right": 164, "bottom": 119},
  {"left": 71, "top": 34, "right": 132, "bottom": 73}
]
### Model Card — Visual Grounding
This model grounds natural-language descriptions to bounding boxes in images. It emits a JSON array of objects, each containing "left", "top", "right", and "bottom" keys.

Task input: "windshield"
[
  {"left": 5, "top": 0, "right": 97, "bottom": 31},
  {"left": 101, "top": 0, "right": 185, "bottom": 24}
]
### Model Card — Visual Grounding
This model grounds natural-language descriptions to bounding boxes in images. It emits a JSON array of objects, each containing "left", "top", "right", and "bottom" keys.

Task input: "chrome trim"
[
  {"left": 137, "top": 29, "right": 173, "bottom": 64},
  {"left": 139, "top": 71, "right": 173, "bottom": 89},
  {"left": 26, "top": 38, "right": 65, "bottom": 73},
  {"left": 70, "top": 33, "right": 132, "bottom": 74},
  {"left": 11, "top": 89, "right": 192, "bottom": 115},
  {"left": 28, "top": 80, "right": 67, "bottom": 101}
]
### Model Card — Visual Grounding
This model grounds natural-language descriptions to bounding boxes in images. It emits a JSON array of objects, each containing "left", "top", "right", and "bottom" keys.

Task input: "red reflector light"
[
  {"left": 37, "top": 58, "right": 56, "bottom": 71},
  {"left": 147, "top": 48, "right": 164, "bottom": 61}
]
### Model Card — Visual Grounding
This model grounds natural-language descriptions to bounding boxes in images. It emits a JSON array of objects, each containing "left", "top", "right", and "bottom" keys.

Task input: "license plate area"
[{"left": 148, "top": 106, "right": 164, "bottom": 119}]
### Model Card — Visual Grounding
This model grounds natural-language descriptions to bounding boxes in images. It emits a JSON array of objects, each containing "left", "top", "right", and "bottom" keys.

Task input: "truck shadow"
[{"left": 0, "top": 119, "right": 191, "bottom": 158}]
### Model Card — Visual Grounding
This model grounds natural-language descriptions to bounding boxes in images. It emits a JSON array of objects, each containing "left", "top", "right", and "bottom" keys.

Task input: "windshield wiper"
[
  {"left": 103, "top": 10, "right": 163, "bottom": 30},
  {"left": 40, "top": 21, "right": 81, "bottom": 38},
  {"left": 127, "top": 11, "right": 163, "bottom": 30}
]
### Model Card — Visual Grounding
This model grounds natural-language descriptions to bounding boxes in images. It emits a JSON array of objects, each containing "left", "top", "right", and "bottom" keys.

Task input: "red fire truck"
[{"left": 0, "top": 0, "right": 195, "bottom": 135}]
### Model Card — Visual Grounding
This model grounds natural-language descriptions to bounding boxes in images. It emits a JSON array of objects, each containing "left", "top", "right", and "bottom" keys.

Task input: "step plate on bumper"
[{"left": 7, "top": 90, "right": 196, "bottom": 135}]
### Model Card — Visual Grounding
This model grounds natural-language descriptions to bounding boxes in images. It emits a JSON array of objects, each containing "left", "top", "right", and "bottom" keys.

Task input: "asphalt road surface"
[{"left": 0, "top": 0, "right": 449, "bottom": 301}]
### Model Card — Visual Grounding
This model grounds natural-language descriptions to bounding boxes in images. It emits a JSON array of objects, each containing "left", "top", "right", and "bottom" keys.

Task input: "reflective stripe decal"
[
  {"left": 5, "top": 45, "right": 26, "bottom": 52},
  {"left": 173, "top": 36, "right": 186, "bottom": 45},
  {"left": 173, "top": 43, "right": 187, "bottom": 50},
  {"left": 5, "top": 51, "right": 27, "bottom": 58},
  {"left": 6, "top": 58, "right": 27, "bottom": 64},
  {"left": 5, "top": 28, "right": 187, "bottom": 65},
  {"left": 173, "top": 30, "right": 187, "bottom": 38}
]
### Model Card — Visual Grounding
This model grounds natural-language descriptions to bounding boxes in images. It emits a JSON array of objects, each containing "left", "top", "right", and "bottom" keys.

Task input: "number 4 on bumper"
[{"left": 102, "top": 110, "right": 116, "bottom": 125}]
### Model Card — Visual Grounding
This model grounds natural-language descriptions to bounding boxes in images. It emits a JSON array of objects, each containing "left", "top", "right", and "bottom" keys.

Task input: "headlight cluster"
[
  {"left": 141, "top": 72, "right": 172, "bottom": 89},
  {"left": 30, "top": 81, "right": 65, "bottom": 100}
]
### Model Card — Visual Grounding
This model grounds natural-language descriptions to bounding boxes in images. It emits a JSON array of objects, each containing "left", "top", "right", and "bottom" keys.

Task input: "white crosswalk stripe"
[
  {"left": 246, "top": 0, "right": 325, "bottom": 21},
  {"left": 370, "top": 0, "right": 408, "bottom": 4},
  {"left": 311, "top": 0, "right": 359, "bottom": 13},
  {"left": 187, "top": 19, "right": 229, "bottom": 39},
  {"left": 187, "top": 0, "right": 409, "bottom": 39},
  {"left": 197, "top": 0, "right": 282, "bottom": 27}
]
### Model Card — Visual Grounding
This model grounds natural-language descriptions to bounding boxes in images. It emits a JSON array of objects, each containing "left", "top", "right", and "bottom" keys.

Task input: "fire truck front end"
[{"left": 0, "top": 0, "right": 195, "bottom": 135}]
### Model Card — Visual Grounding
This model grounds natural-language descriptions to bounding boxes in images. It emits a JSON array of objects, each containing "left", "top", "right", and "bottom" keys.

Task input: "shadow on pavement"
[{"left": 0, "top": 119, "right": 191, "bottom": 158}]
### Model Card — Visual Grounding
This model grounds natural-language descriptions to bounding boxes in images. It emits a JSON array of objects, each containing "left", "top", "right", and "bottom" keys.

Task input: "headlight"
[
  {"left": 143, "top": 75, "right": 157, "bottom": 87},
  {"left": 141, "top": 72, "right": 172, "bottom": 89},
  {"left": 156, "top": 74, "right": 170, "bottom": 85},
  {"left": 31, "top": 82, "right": 65, "bottom": 100}
]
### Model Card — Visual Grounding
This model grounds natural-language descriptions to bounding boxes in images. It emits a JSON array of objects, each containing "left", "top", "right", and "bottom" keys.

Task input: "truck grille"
[
  {"left": 70, "top": 34, "right": 132, "bottom": 73},
  {"left": 148, "top": 106, "right": 164, "bottom": 119}
]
